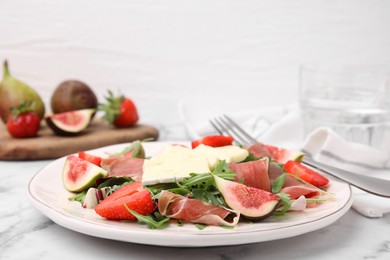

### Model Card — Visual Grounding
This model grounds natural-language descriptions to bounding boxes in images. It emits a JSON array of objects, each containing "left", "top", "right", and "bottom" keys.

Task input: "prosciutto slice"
[
  {"left": 101, "top": 156, "right": 144, "bottom": 181},
  {"left": 158, "top": 190, "right": 240, "bottom": 226},
  {"left": 247, "top": 143, "right": 272, "bottom": 158},
  {"left": 229, "top": 158, "right": 271, "bottom": 192}
]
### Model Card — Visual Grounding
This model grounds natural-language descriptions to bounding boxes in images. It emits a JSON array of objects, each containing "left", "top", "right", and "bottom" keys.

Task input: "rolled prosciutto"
[{"left": 158, "top": 190, "right": 240, "bottom": 226}]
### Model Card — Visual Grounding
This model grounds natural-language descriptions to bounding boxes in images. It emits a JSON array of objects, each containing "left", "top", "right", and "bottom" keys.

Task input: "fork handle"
[{"left": 302, "top": 157, "right": 390, "bottom": 198}]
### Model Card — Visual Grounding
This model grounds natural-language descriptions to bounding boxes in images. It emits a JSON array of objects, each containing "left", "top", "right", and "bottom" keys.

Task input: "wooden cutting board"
[{"left": 0, "top": 120, "right": 159, "bottom": 161}]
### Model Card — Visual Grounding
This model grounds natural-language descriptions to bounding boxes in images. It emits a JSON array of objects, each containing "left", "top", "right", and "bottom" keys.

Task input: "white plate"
[{"left": 28, "top": 141, "right": 353, "bottom": 247}]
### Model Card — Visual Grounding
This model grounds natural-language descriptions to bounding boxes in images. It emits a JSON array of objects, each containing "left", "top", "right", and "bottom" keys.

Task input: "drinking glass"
[{"left": 299, "top": 63, "right": 390, "bottom": 152}]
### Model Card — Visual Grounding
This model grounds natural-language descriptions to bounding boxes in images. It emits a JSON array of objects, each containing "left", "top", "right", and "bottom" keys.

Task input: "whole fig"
[
  {"left": 51, "top": 80, "right": 98, "bottom": 114},
  {"left": 0, "top": 60, "right": 45, "bottom": 123}
]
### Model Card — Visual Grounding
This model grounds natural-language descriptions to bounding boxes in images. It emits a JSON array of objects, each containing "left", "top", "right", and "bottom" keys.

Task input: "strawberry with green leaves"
[
  {"left": 7, "top": 101, "right": 41, "bottom": 138},
  {"left": 99, "top": 91, "right": 139, "bottom": 127}
]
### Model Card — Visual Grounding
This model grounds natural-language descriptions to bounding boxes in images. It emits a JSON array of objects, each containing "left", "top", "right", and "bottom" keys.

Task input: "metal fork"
[{"left": 210, "top": 114, "right": 390, "bottom": 198}]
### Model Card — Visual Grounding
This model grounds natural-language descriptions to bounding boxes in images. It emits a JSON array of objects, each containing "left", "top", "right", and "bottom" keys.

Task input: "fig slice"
[
  {"left": 46, "top": 108, "right": 95, "bottom": 136},
  {"left": 63, "top": 155, "right": 108, "bottom": 192},
  {"left": 213, "top": 175, "right": 280, "bottom": 221}
]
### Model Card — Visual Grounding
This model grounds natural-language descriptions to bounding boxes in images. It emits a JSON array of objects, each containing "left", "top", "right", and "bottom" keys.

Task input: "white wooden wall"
[{"left": 1, "top": 0, "right": 389, "bottom": 125}]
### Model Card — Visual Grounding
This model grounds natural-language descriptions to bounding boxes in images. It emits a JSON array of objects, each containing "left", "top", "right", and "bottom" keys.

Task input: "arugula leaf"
[
  {"left": 191, "top": 189, "right": 226, "bottom": 206},
  {"left": 272, "top": 173, "right": 286, "bottom": 194},
  {"left": 306, "top": 197, "right": 330, "bottom": 203},
  {"left": 181, "top": 172, "right": 213, "bottom": 189},
  {"left": 213, "top": 160, "right": 231, "bottom": 173},
  {"left": 97, "top": 176, "right": 134, "bottom": 189},
  {"left": 178, "top": 160, "right": 236, "bottom": 206},
  {"left": 146, "top": 182, "right": 189, "bottom": 200},
  {"left": 182, "top": 161, "right": 236, "bottom": 189},
  {"left": 195, "top": 223, "right": 207, "bottom": 230},
  {"left": 109, "top": 138, "right": 153, "bottom": 158},
  {"left": 125, "top": 205, "right": 170, "bottom": 229},
  {"left": 241, "top": 152, "right": 257, "bottom": 162},
  {"left": 219, "top": 225, "right": 234, "bottom": 230},
  {"left": 68, "top": 190, "right": 87, "bottom": 203},
  {"left": 274, "top": 193, "right": 292, "bottom": 215}
]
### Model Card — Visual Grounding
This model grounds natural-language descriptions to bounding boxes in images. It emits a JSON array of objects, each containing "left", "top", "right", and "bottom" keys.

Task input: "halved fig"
[
  {"left": 63, "top": 155, "right": 108, "bottom": 192},
  {"left": 46, "top": 108, "right": 95, "bottom": 136},
  {"left": 213, "top": 175, "right": 280, "bottom": 221}
]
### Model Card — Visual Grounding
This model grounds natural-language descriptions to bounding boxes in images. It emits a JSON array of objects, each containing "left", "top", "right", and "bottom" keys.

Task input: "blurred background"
[{"left": 1, "top": 0, "right": 390, "bottom": 139}]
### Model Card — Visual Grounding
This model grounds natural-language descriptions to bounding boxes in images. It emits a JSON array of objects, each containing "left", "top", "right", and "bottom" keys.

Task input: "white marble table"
[{"left": 1, "top": 125, "right": 390, "bottom": 260}]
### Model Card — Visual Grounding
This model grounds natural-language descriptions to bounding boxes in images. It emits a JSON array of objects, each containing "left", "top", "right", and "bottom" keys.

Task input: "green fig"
[{"left": 0, "top": 60, "right": 45, "bottom": 123}]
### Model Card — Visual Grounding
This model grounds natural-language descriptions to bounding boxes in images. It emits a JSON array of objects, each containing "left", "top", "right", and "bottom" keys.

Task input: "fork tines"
[{"left": 209, "top": 115, "right": 258, "bottom": 147}]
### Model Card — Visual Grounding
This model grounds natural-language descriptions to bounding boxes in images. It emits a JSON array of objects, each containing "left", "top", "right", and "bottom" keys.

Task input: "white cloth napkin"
[
  {"left": 180, "top": 103, "right": 390, "bottom": 218},
  {"left": 302, "top": 127, "right": 390, "bottom": 218},
  {"left": 351, "top": 191, "right": 390, "bottom": 218},
  {"left": 302, "top": 127, "right": 390, "bottom": 173}
]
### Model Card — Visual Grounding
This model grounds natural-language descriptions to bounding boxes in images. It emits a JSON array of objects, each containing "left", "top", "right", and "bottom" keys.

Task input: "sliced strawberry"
[
  {"left": 95, "top": 182, "right": 154, "bottom": 220},
  {"left": 191, "top": 135, "right": 234, "bottom": 148},
  {"left": 191, "top": 139, "right": 201, "bottom": 149},
  {"left": 78, "top": 151, "right": 102, "bottom": 166},
  {"left": 283, "top": 160, "right": 329, "bottom": 188}
]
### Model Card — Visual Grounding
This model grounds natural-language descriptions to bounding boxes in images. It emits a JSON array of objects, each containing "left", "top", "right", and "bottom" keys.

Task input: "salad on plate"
[{"left": 62, "top": 135, "right": 333, "bottom": 230}]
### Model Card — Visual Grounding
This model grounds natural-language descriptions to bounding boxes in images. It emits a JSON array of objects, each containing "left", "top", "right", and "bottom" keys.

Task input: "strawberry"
[
  {"left": 283, "top": 160, "right": 330, "bottom": 188},
  {"left": 98, "top": 90, "right": 139, "bottom": 128},
  {"left": 78, "top": 151, "right": 102, "bottom": 166},
  {"left": 191, "top": 135, "right": 234, "bottom": 148},
  {"left": 95, "top": 182, "right": 154, "bottom": 220},
  {"left": 6, "top": 101, "right": 41, "bottom": 138}
]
